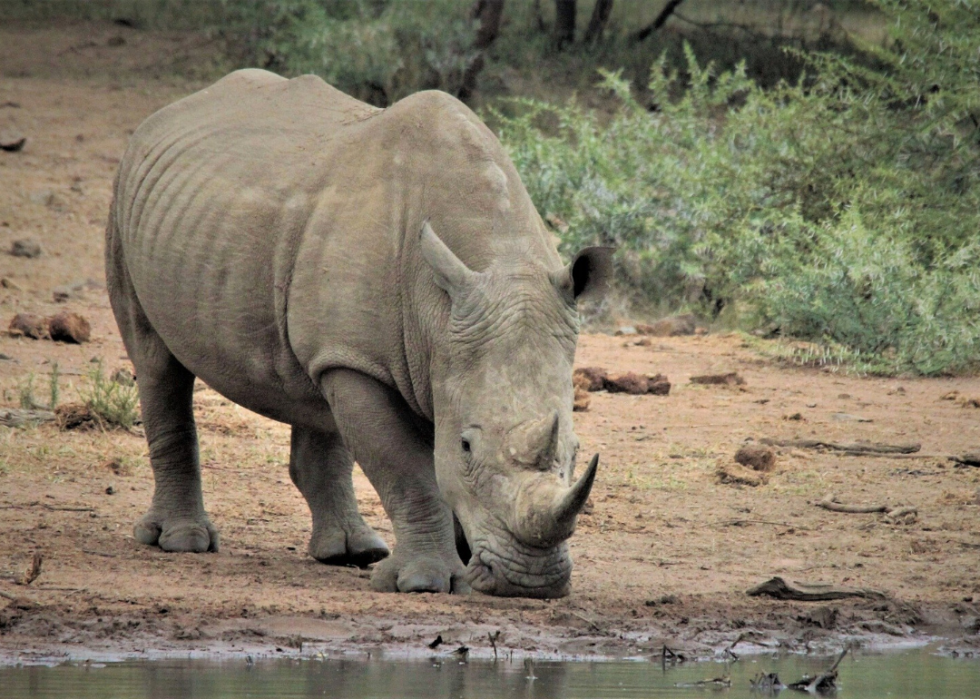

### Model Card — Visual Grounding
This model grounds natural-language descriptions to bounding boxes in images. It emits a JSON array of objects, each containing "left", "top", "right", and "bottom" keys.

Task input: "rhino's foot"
[
  {"left": 309, "top": 523, "right": 389, "bottom": 568},
  {"left": 135, "top": 513, "right": 219, "bottom": 553},
  {"left": 369, "top": 552, "right": 471, "bottom": 595}
]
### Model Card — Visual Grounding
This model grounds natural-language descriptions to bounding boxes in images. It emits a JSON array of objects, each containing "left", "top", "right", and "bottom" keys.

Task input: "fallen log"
[
  {"left": 0, "top": 408, "right": 57, "bottom": 428},
  {"left": 950, "top": 453, "right": 980, "bottom": 467},
  {"left": 747, "top": 576, "right": 885, "bottom": 601},
  {"left": 761, "top": 438, "right": 920, "bottom": 455}
]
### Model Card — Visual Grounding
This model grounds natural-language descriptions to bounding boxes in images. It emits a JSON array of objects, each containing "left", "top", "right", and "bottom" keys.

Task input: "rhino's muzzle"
[{"left": 463, "top": 540, "right": 572, "bottom": 598}]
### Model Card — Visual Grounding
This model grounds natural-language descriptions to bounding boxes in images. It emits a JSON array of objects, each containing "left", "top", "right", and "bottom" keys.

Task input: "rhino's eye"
[{"left": 461, "top": 438, "right": 471, "bottom": 453}]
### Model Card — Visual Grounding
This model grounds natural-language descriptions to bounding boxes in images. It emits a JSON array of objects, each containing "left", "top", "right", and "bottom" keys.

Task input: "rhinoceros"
[{"left": 106, "top": 69, "right": 611, "bottom": 598}]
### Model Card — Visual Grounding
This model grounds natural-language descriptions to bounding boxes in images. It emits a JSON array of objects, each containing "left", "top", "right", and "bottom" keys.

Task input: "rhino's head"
[{"left": 421, "top": 221, "right": 611, "bottom": 598}]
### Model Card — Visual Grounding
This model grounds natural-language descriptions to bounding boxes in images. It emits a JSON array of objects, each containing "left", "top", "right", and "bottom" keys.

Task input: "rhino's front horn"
[
  {"left": 515, "top": 453, "right": 599, "bottom": 548},
  {"left": 554, "top": 453, "right": 599, "bottom": 527}
]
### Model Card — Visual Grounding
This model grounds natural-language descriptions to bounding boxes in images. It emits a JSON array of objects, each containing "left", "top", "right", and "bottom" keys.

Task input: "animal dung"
[
  {"left": 8, "top": 312, "right": 49, "bottom": 339},
  {"left": 8, "top": 311, "right": 91, "bottom": 343},
  {"left": 690, "top": 372, "right": 745, "bottom": 386},
  {"left": 573, "top": 385, "right": 590, "bottom": 412},
  {"left": 573, "top": 366, "right": 607, "bottom": 391},
  {"left": 48, "top": 311, "right": 91, "bottom": 343},
  {"left": 734, "top": 445, "right": 776, "bottom": 472},
  {"left": 573, "top": 367, "right": 671, "bottom": 396}
]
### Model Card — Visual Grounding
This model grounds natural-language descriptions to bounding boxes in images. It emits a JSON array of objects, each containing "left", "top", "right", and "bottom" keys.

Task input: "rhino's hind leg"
[
  {"left": 322, "top": 369, "right": 468, "bottom": 594},
  {"left": 130, "top": 343, "right": 218, "bottom": 553},
  {"left": 106, "top": 228, "right": 217, "bottom": 553},
  {"left": 289, "top": 426, "right": 389, "bottom": 567}
]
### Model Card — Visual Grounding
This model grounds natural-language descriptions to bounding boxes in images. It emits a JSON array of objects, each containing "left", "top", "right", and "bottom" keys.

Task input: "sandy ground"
[{"left": 1, "top": 21, "right": 979, "bottom": 664}]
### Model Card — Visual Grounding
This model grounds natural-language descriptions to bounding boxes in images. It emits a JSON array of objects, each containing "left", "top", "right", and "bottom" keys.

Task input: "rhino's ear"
[
  {"left": 552, "top": 246, "right": 615, "bottom": 303},
  {"left": 420, "top": 220, "right": 477, "bottom": 298}
]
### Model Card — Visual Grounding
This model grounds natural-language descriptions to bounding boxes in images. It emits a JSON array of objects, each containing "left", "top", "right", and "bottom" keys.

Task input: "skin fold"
[{"left": 106, "top": 69, "right": 610, "bottom": 598}]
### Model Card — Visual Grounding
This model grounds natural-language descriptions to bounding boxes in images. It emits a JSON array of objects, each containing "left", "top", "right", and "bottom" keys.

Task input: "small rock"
[
  {"left": 52, "top": 286, "right": 77, "bottom": 303},
  {"left": 10, "top": 239, "right": 42, "bottom": 258},
  {"left": 111, "top": 368, "right": 136, "bottom": 386},
  {"left": 832, "top": 412, "right": 873, "bottom": 423},
  {"left": 0, "top": 129, "right": 26, "bottom": 152},
  {"left": 8, "top": 313, "right": 49, "bottom": 339},
  {"left": 29, "top": 189, "right": 54, "bottom": 206},
  {"left": 105, "top": 485, "right": 115, "bottom": 495},
  {"left": 735, "top": 445, "right": 777, "bottom": 472},
  {"left": 573, "top": 366, "right": 608, "bottom": 392},
  {"left": 799, "top": 606, "right": 838, "bottom": 629},
  {"left": 613, "top": 326, "right": 637, "bottom": 336},
  {"left": 690, "top": 372, "right": 746, "bottom": 386},
  {"left": 573, "top": 385, "right": 590, "bottom": 412},
  {"left": 48, "top": 311, "right": 91, "bottom": 343},
  {"left": 636, "top": 314, "right": 697, "bottom": 337}
]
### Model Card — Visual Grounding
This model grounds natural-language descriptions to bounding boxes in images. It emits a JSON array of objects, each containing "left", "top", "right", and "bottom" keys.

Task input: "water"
[{"left": 2, "top": 649, "right": 978, "bottom": 698}]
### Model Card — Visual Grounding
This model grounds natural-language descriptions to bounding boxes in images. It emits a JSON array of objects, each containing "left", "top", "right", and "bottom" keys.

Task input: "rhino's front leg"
[
  {"left": 289, "top": 426, "right": 390, "bottom": 567},
  {"left": 321, "top": 369, "right": 469, "bottom": 594}
]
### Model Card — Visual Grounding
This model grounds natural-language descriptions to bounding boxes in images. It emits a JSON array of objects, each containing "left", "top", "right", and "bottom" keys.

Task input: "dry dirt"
[{"left": 1, "top": 20, "right": 979, "bottom": 665}]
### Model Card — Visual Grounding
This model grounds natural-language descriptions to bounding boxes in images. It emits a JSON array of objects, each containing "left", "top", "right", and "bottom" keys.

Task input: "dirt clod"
[
  {"left": 716, "top": 461, "right": 768, "bottom": 486},
  {"left": 734, "top": 445, "right": 776, "bottom": 472},
  {"left": 48, "top": 311, "right": 91, "bottom": 343},
  {"left": 636, "top": 313, "right": 696, "bottom": 337},
  {"left": 55, "top": 402, "right": 101, "bottom": 430},
  {"left": 9, "top": 239, "right": 42, "bottom": 258}
]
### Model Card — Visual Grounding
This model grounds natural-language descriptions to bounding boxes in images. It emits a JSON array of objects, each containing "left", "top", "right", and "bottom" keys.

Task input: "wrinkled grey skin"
[{"left": 106, "top": 69, "right": 611, "bottom": 598}]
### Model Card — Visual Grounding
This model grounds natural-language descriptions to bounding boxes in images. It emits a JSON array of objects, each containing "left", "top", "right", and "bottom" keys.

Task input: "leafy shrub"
[
  {"left": 82, "top": 362, "right": 140, "bottom": 430},
  {"left": 490, "top": 1, "right": 980, "bottom": 376}
]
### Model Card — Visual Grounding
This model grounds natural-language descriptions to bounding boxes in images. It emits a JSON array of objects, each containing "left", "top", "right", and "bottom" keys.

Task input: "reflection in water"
[{"left": 3, "top": 649, "right": 980, "bottom": 699}]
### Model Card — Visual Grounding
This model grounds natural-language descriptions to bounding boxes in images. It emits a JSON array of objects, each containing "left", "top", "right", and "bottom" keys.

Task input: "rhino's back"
[{"left": 112, "top": 69, "right": 383, "bottom": 426}]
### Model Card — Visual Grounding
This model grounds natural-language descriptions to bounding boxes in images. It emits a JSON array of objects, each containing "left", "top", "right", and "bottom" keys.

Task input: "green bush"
[
  {"left": 82, "top": 362, "right": 140, "bottom": 430},
  {"left": 221, "top": 0, "right": 478, "bottom": 105},
  {"left": 491, "top": 1, "right": 980, "bottom": 376}
]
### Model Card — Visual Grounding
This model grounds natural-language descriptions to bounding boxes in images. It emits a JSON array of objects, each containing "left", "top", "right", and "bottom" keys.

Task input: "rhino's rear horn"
[{"left": 420, "top": 220, "right": 478, "bottom": 298}]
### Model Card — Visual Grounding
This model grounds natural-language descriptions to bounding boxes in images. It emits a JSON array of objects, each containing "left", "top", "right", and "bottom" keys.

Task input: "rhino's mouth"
[{"left": 461, "top": 531, "right": 572, "bottom": 599}]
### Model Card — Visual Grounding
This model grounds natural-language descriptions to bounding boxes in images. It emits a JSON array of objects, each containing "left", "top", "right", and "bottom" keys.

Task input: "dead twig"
[
  {"left": 0, "top": 502, "right": 95, "bottom": 513},
  {"left": 487, "top": 630, "right": 500, "bottom": 661},
  {"left": 569, "top": 610, "right": 600, "bottom": 631},
  {"left": 716, "top": 518, "right": 807, "bottom": 530},
  {"left": 816, "top": 495, "right": 888, "bottom": 514},
  {"left": 81, "top": 549, "right": 117, "bottom": 558},
  {"left": 747, "top": 576, "right": 885, "bottom": 601},
  {"left": 20, "top": 552, "right": 42, "bottom": 585},
  {"left": 761, "top": 438, "right": 920, "bottom": 455}
]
